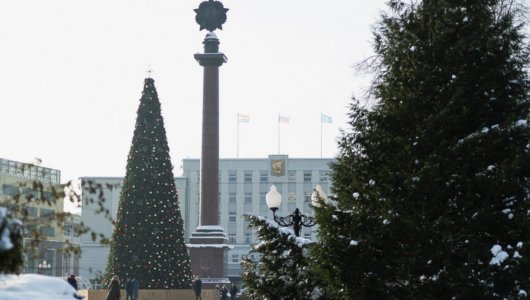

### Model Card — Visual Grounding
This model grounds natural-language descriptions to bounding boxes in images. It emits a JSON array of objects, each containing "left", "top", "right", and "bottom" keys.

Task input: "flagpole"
[
  {"left": 321, "top": 114, "right": 323, "bottom": 158},
  {"left": 237, "top": 113, "right": 240, "bottom": 158},
  {"left": 278, "top": 113, "right": 280, "bottom": 154}
]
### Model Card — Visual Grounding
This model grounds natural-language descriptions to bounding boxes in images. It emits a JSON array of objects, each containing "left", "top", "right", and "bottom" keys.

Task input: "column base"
[{"left": 187, "top": 226, "right": 232, "bottom": 278}]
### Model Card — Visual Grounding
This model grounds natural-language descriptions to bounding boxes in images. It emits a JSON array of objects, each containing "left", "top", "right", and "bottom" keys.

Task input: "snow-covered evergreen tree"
[
  {"left": 0, "top": 207, "right": 23, "bottom": 274},
  {"left": 103, "top": 78, "right": 193, "bottom": 289},
  {"left": 241, "top": 215, "right": 328, "bottom": 300},
  {"left": 313, "top": 0, "right": 530, "bottom": 298}
]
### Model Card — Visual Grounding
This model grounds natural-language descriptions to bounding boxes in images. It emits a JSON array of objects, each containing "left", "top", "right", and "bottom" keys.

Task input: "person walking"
[
  {"left": 192, "top": 276, "right": 202, "bottom": 300},
  {"left": 132, "top": 278, "right": 139, "bottom": 300},
  {"left": 229, "top": 283, "right": 238, "bottom": 300},
  {"left": 106, "top": 275, "right": 121, "bottom": 300},
  {"left": 66, "top": 274, "right": 78, "bottom": 291},
  {"left": 220, "top": 285, "right": 228, "bottom": 300},
  {"left": 125, "top": 278, "right": 133, "bottom": 300}
]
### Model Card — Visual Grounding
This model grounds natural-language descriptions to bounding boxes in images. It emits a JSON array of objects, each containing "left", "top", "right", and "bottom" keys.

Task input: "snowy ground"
[{"left": 0, "top": 274, "right": 82, "bottom": 300}]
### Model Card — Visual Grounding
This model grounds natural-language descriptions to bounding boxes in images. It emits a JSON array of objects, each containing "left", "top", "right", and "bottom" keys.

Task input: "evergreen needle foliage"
[
  {"left": 103, "top": 78, "right": 193, "bottom": 289},
  {"left": 241, "top": 215, "right": 328, "bottom": 300},
  {"left": 0, "top": 209, "right": 23, "bottom": 274},
  {"left": 313, "top": 0, "right": 530, "bottom": 298}
]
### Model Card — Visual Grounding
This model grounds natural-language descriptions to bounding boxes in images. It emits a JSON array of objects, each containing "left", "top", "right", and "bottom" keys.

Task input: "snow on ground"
[{"left": 0, "top": 274, "right": 82, "bottom": 300}]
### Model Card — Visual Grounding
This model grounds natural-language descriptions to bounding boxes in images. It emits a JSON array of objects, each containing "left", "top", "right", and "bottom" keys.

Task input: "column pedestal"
[{"left": 188, "top": 226, "right": 231, "bottom": 279}]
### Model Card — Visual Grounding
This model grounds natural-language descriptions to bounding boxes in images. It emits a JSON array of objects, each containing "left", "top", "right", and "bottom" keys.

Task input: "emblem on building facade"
[{"left": 271, "top": 159, "right": 285, "bottom": 177}]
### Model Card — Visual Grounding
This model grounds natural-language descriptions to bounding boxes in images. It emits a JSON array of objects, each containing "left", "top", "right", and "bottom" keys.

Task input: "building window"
[
  {"left": 304, "top": 192, "right": 311, "bottom": 203},
  {"left": 2, "top": 184, "right": 18, "bottom": 196},
  {"left": 260, "top": 170, "right": 268, "bottom": 182},
  {"left": 303, "top": 171, "right": 312, "bottom": 182},
  {"left": 23, "top": 188, "right": 37, "bottom": 199},
  {"left": 228, "top": 171, "right": 237, "bottom": 182},
  {"left": 42, "top": 191, "right": 53, "bottom": 201},
  {"left": 288, "top": 192, "right": 296, "bottom": 202},
  {"left": 229, "top": 193, "right": 236, "bottom": 203},
  {"left": 319, "top": 170, "right": 329, "bottom": 183},
  {"left": 304, "top": 233, "right": 312, "bottom": 240},
  {"left": 40, "top": 208, "right": 55, "bottom": 220},
  {"left": 229, "top": 212, "right": 237, "bottom": 223},
  {"left": 260, "top": 192, "right": 267, "bottom": 203},
  {"left": 26, "top": 207, "right": 38, "bottom": 218},
  {"left": 24, "top": 252, "right": 35, "bottom": 273},
  {"left": 288, "top": 202, "right": 297, "bottom": 213},
  {"left": 288, "top": 170, "right": 296, "bottom": 182},
  {"left": 244, "top": 203, "right": 252, "bottom": 214},
  {"left": 63, "top": 222, "right": 72, "bottom": 237},
  {"left": 73, "top": 225, "right": 80, "bottom": 237},
  {"left": 229, "top": 234, "right": 236, "bottom": 244},
  {"left": 244, "top": 170, "right": 252, "bottom": 182},
  {"left": 244, "top": 232, "right": 251, "bottom": 243},
  {"left": 244, "top": 193, "right": 252, "bottom": 203},
  {"left": 45, "top": 249, "right": 55, "bottom": 276},
  {"left": 40, "top": 226, "right": 55, "bottom": 237},
  {"left": 25, "top": 224, "right": 36, "bottom": 236},
  {"left": 232, "top": 254, "right": 239, "bottom": 263}
]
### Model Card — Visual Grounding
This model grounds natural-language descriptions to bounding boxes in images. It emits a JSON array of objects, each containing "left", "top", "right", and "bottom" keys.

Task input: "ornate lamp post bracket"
[{"left": 266, "top": 185, "right": 316, "bottom": 237}]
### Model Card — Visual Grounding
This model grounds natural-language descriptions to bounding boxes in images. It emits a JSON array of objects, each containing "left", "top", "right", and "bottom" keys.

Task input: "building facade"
[
  {"left": 79, "top": 155, "right": 332, "bottom": 281},
  {"left": 0, "top": 158, "right": 79, "bottom": 277}
]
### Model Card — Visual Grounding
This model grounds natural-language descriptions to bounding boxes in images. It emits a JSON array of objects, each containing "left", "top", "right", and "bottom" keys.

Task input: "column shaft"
[{"left": 200, "top": 65, "right": 220, "bottom": 226}]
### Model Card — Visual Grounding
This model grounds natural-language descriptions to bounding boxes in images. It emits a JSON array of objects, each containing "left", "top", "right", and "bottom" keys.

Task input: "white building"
[
  {"left": 79, "top": 155, "right": 332, "bottom": 281},
  {"left": 0, "top": 158, "right": 81, "bottom": 277}
]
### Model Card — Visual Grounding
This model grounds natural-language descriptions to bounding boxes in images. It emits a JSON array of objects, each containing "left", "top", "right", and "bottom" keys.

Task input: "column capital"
[{"left": 194, "top": 53, "right": 227, "bottom": 67}]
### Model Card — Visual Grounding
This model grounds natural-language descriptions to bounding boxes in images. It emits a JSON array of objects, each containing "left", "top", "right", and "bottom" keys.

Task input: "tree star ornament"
[{"left": 194, "top": 0, "right": 228, "bottom": 32}]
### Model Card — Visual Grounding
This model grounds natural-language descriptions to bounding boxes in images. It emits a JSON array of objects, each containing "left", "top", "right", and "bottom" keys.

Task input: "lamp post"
[
  {"left": 38, "top": 259, "right": 51, "bottom": 275},
  {"left": 265, "top": 185, "right": 323, "bottom": 237}
]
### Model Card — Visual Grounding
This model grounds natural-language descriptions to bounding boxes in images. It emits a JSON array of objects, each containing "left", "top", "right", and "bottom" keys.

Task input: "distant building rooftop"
[{"left": 0, "top": 158, "right": 61, "bottom": 184}]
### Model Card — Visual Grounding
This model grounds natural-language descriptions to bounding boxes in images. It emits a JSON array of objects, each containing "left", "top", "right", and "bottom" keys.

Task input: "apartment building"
[{"left": 0, "top": 158, "right": 79, "bottom": 276}]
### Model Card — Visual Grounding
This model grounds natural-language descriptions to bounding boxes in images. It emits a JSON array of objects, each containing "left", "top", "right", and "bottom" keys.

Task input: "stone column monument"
[{"left": 188, "top": 0, "right": 231, "bottom": 281}]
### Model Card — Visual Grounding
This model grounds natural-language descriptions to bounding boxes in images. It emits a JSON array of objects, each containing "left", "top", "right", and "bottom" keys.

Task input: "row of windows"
[
  {"left": 1, "top": 204, "right": 56, "bottom": 220},
  {"left": 63, "top": 222, "right": 80, "bottom": 238},
  {"left": 0, "top": 158, "right": 61, "bottom": 184},
  {"left": 230, "top": 253, "right": 258, "bottom": 263},
  {"left": 207, "top": 170, "right": 329, "bottom": 183},
  {"left": 25, "top": 224, "right": 56, "bottom": 237},
  {"left": 1, "top": 184, "right": 55, "bottom": 200},
  {"left": 222, "top": 190, "right": 324, "bottom": 204}
]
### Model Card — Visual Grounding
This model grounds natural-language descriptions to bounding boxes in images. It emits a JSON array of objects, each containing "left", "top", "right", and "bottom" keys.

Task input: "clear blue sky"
[{"left": 0, "top": 0, "right": 391, "bottom": 182}]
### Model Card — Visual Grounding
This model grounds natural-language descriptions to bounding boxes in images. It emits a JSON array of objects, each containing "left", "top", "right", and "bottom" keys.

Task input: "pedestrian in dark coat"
[
  {"left": 192, "top": 276, "right": 202, "bottom": 300},
  {"left": 132, "top": 278, "right": 139, "bottom": 300},
  {"left": 125, "top": 278, "right": 133, "bottom": 300},
  {"left": 220, "top": 285, "right": 228, "bottom": 300},
  {"left": 67, "top": 274, "right": 78, "bottom": 291},
  {"left": 106, "top": 275, "right": 121, "bottom": 300},
  {"left": 229, "top": 284, "right": 238, "bottom": 300}
]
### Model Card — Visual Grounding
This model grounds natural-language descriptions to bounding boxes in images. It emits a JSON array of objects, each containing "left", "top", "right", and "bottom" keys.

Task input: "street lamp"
[
  {"left": 265, "top": 185, "right": 316, "bottom": 237},
  {"left": 38, "top": 259, "right": 51, "bottom": 275}
]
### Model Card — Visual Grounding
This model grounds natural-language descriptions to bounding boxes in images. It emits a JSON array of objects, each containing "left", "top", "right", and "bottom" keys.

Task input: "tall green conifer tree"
[
  {"left": 103, "top": 78, "right": 193, "bottom": 289},
  {"left": 241, "top": 215, "right": 327, "bottom": 300},
  {"left": 313, "top": 0, "right": 530, "bottom": 298}
]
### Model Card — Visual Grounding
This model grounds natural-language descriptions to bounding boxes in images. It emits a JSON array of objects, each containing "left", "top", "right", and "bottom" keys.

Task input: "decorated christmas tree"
[
  {"left": 103, "top": 78, "right": 193, "bottom": 289},
  {"left": 313, "top": 0, "right": 530, "bottom": 298}
]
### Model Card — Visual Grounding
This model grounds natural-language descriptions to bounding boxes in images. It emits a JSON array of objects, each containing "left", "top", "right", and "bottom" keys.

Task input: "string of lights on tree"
[{"left": 103, "top": 77, "right": 193, "bottom": 289}]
